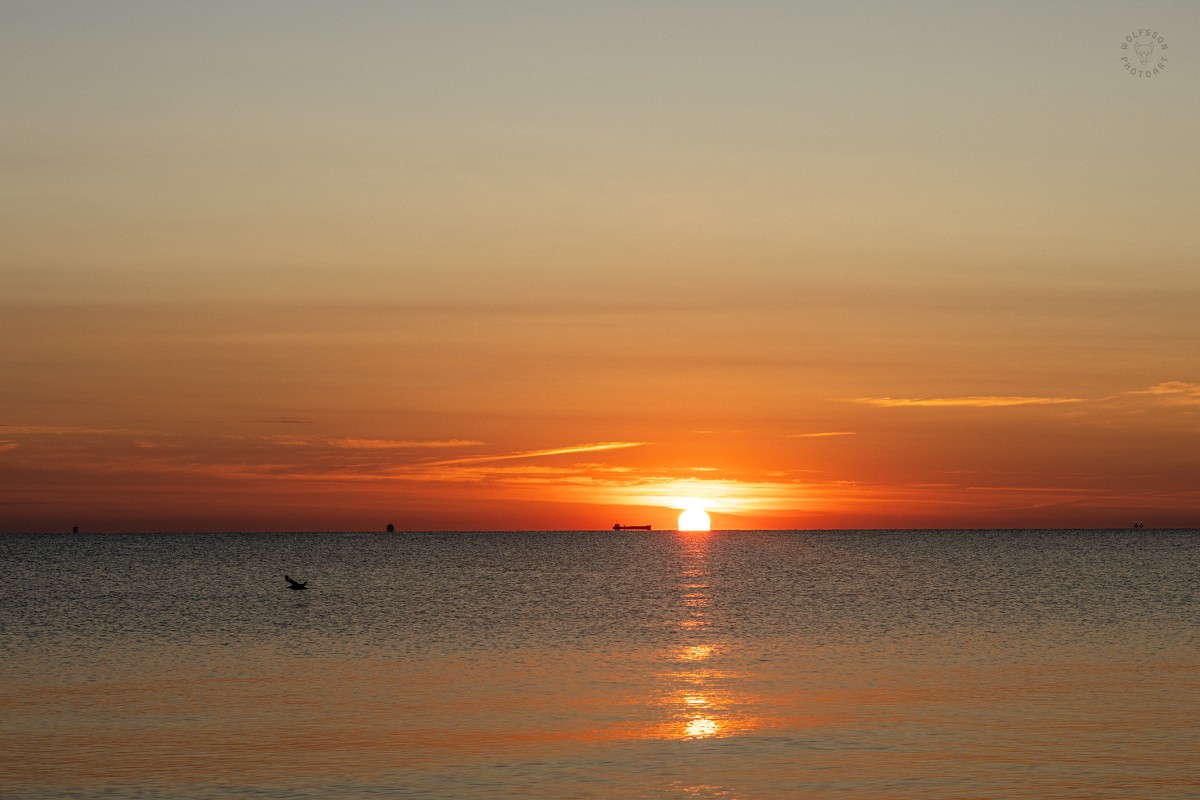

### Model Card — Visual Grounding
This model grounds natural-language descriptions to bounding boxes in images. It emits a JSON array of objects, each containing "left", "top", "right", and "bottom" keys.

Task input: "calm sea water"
[{"left": 2, "top": 530, "right": 1197, "bottom": 799}]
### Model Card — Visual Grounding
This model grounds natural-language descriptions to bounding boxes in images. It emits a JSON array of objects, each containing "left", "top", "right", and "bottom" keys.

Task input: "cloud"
[
  {"left": 963, "top": 485, "right": 1109, "bottom": 494},
  {"left": 788, "top": 431, "right": 856, "bottom": 438},
  {"left": 0, "top": 441, "right": 18, "bottom": 452},
  {"left": 264, "top": 435, "right": 313, "bottom": 446},
  {"left": 573, "top": 462, "right": 635, "bottom": 473},
  {"left": 134, "top": 440, "right": 183, "bottom": 449},
  {"left": 329, "top": 438, "right": 485, "bottom": 450},
  {"left": 853, "top": 396, "right": 1084, "bottom": 408},
  {"left": 0, "top": 425, "right": 133, "bottom": 434},
  {"left": 598, "top": 476, "right": 829, "bottom": 513},
  {"left": 428, "top": 441, "right": 646, "bottom": 466},
  {"left": 847, "top": 381, "right": 1200, "bottom": 417},
  {"left": 1132, "top": 382, "right": 1200, "bottom": 404},
  {"left": 231, "top": 435, "right": 486, "bottom": 450},
  {"left": 253, "top": 417, "right": 316, "bottom": 424}
]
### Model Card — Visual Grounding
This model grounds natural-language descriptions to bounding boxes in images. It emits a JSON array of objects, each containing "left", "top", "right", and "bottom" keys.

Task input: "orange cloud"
[
  {"left": 599, "top": 477, "right": 814, "bottom": 513},
  {"left": 227, "top": 435, "right": 484, "bottom": 449},
  {"left": 328, "top": 439, "right": 485, "bottom": 450},
  {"left": 428, "top": 441, "right": 646, "bottom": 466},
  {"left": 0, "top": 425, "right": 135, "bottom": 435},
  {"left": 134, "top": 440, "right": 183, "bottom": 449},
  {"left": 0, "top": 441, "right": 18, "bottom": 452},
  {"left": 787, "top": 431, "right": 856, "bottom": 438},
  {"left": 1133, "top": 381, "right": 1200, "bottom": 404},
  {"left": 853, "top": 396, "right": 1084, "bottom": 408}
]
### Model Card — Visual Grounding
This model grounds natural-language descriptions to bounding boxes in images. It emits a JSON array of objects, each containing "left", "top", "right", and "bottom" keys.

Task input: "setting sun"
[{"left": 678, "top": 507, "right": 712, "bottom": 531}]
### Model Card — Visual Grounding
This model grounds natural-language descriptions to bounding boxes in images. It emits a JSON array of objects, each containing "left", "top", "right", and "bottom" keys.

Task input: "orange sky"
[{"left": 2, "top": 3, "right": 1199, "bottom": 531}]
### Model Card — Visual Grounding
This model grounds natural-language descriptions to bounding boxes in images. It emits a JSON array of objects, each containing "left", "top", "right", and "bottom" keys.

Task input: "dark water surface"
[{"left": 2, "top": 530, "right": 1198, "bottom": 798}]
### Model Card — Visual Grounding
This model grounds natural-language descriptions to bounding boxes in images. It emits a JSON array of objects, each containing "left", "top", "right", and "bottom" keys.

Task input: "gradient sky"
[{"left": 3, "top": 1, "right": 1198, "bottom": 531}]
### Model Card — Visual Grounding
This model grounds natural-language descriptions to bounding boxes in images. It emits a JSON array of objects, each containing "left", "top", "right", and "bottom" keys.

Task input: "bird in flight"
[{"left": 284, "top": 575, "right": 308, "bottom": 590}]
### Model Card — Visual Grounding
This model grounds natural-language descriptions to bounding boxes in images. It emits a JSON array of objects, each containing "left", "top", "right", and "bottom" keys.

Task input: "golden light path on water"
[{"left": 659, "top": 530, "right": 756, "bottom": 744}]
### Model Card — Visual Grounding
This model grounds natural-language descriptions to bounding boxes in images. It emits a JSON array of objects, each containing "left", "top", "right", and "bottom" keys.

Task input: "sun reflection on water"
[
  {"left": 684, "top": 716, "right": 720, "bottom": 738},
  {"left": 654, "top": 530, "right": 761, "bottom": 743}
]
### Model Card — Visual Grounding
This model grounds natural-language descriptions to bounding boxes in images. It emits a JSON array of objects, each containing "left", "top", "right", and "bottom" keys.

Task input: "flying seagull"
[{"left": 284, "top": 575, "right": 308, "bottom": 590}]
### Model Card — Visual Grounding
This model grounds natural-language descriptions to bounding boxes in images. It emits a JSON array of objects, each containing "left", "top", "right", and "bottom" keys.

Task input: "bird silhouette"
[{"left": 284, "top": 575, "right": 308, "bottom": 590}]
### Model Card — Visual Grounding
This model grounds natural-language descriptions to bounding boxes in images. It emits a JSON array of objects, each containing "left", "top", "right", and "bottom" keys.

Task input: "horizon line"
[{"left": 4, "top": 526, "right": 1192, "bottom": 535}]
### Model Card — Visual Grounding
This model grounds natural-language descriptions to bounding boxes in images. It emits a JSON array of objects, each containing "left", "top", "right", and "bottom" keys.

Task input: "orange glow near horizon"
[
  {"left": 4, "top": 412, "right": 1200, "bottom": 530},
  {"left": 4, "top": 300, "right": 1200, "bottom": 532}
]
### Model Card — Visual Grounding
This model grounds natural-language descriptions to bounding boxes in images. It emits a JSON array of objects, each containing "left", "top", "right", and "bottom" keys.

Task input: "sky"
[{"left": 2, "top": 1, "right": 1198, "bottom": 531}]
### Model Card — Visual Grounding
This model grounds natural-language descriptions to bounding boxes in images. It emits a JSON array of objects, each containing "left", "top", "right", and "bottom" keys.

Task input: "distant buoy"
[{"left": 386, "top": 522, "right": 395, "bottom": 532}]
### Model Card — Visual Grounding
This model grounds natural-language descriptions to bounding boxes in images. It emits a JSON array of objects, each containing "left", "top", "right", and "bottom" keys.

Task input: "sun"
[{"left": 678, "top": 507, "right": 711, "bottom": 531}]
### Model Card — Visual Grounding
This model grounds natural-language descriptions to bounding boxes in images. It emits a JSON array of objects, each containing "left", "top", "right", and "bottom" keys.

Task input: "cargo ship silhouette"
[{"left": 612, "top": 523, "right": 652, "bottom": 531}]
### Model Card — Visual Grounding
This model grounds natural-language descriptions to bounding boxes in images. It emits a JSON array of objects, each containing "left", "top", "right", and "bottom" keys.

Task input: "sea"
[{"left": 2, "top": 529, "right": 1197, "bottom": 799}]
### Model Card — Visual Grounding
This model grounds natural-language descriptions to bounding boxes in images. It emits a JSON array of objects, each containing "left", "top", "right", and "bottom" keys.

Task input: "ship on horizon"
[{"left": 613, "top": 523, "right": 652, "bottom": 531}]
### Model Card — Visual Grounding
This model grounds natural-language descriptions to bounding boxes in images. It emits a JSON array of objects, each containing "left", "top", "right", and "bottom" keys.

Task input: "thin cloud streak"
[
  {"left": 788, "top": 431, "right": 857, "bottom": 438},
  {"left": 854, "top": 396, "right": 1084, "bottom": 408},
  {"left": 226, "top": 435, "right": 485, "bottom": 449},
  {"left": 1132, "top": 381, "right": 1200, "bottom": 404},
  {"left": 329, "top": 438, "right": 485, "bottom": 450},
  {"left": 427, "top": 441, "right": 646, "bottom": 467},
  {"left": 0, "top": 424, "right": 136, "bottom": 435}
]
